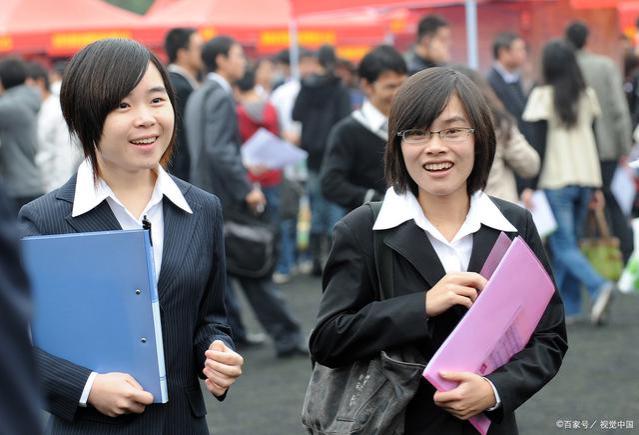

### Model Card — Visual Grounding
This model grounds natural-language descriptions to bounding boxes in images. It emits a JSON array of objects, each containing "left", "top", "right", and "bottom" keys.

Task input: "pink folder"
[{"left": 423, "top": 236, "right": 556, "bottom": 434}]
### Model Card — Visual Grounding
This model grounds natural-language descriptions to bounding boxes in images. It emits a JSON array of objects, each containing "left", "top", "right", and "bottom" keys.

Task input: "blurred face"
[
  {"left": 183, "top": 32, "right": 204, "bottom": 73},
  {"left": 362, "top": 71, "right": 407, "bottom": 117},
  {"left": 502, "top": 38, "right": 527, "bottom": 70},
  {"left": 255, "top": 59, "right": 274, "bottom": 90},
  {"left": 97, "top": 63, "right": 174, "bottom": 177},
  {"left": 299, "top": 56, "right": 320, "bottom": 79},
  {"left": 401, "top": 94, "right": 474, "bottom": 202},
  {"left": 218, "top": 43, "right": 247, "bottom": 83},
  {"left": 425, "top": 27, "right": 452, "bottom": 65}
]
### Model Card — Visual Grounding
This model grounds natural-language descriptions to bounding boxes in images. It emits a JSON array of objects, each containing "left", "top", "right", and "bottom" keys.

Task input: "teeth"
[
  {"left": 131, "top": 137, "right": 156, "bottom": 145},
  {"left": 424, "top": 162, "right": 453, "bottom": 171}
]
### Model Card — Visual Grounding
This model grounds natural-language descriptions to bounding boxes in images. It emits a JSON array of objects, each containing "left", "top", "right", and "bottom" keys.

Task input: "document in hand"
[
  {"left": 423, "top": 236, "right": 555, "bottom": 434},
  {"left": 21, "top": 229, "right": 168, "bottom": 403},
  {"left": 241, "top": 127, "right": 308, "bottom": 169}
]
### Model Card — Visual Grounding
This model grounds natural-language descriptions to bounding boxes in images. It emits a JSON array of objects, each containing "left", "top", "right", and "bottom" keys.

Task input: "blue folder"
[{"left": 21, "top": 229, "right": 168, "bottom": 403}]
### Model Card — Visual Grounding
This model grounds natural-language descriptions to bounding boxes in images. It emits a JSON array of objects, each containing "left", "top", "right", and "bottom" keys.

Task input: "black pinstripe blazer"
[{"left": 18, "top": 174, "right": 234, "bottom": 435}]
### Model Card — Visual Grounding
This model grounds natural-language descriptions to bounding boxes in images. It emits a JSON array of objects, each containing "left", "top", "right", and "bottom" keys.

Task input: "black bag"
[
  {"left": 301, "top": 202, "right": 425, "bottom": 435},
  {"left": 223, "top": 209, "right": 278, "bottom": 279}
]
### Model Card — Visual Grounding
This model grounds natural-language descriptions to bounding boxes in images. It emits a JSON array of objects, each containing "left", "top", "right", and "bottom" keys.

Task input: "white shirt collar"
[
  {"left": 207, "top": 72, "right": 232, "bottom": 94},
  {"left": 360, "top": 99, "right": 388, "bottom": 133},
  {"left": 373, "top": 187, "right": 516, "bottom": 244},
  {"left": 72, "top": 159, "right": 193, "bottom": 218},
  {"left": 167, "top": 64, "right": 200, "bottom": 90},
  {"left": 493, "top": 62, "right": 520, "bottom": 85}
]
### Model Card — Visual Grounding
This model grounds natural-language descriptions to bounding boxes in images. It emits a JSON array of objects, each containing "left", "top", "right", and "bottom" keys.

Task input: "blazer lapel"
[
  {"left": 467, "top": 224, "right": 503, "bottom": 274},
  {"left": 157, "top": 196, "right": 201, "bottom": 295},
  {"left": 58, "top": 177, "right": 122, "bottom": 233},
  {"left": 383, "top": 220, "right": 446, "bottom": 289}
]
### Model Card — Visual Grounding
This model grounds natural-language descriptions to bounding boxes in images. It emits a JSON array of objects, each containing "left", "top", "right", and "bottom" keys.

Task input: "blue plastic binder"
[{"left": 21, "top": 229, "right": 168, "bottom": 403}]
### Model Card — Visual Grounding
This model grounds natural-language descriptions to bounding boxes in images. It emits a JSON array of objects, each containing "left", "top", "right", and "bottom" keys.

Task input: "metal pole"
[
  {"left": 289, "top": 17, "right": 300, "bottom": 81},
  {"left": 465, "top": 0, "right": 478, "bottom": 69}
]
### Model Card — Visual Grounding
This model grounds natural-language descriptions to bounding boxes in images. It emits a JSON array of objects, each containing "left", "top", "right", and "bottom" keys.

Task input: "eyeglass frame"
[{"left": 397, "top": 127, "right": 475, "bottom": 145}]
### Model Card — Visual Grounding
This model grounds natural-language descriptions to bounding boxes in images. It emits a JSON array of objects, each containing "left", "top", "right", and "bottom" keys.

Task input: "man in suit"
[
  {"left": 0, "top": 57, "right": 45, "bottom": 210},
  {"left": 164, "top": 28, "right": 203, "bottom": 182},
  {"left": 406, "top": 15, "right": 451, "bottom": 76},
  {"left": 566, "top": 21, "right": 634, "bottom": 263},
  {"left": 0, "top": 183, "right": 43, "bottom": 435},
  {"left": 185, "top": 36, "right": 306, "bottom": 357},
  {"left": 487, "top": 32, "right": 530, "bottom": 140}
]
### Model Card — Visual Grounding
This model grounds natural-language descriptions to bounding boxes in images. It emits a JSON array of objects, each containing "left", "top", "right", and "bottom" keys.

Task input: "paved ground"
[{"left": 205, "top": 275, "right": 639, "bottom": 435}]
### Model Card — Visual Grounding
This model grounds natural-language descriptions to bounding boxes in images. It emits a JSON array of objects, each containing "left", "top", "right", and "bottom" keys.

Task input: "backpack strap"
[{"left": 367, "top": 201, "right": 394, "bottom": 302}]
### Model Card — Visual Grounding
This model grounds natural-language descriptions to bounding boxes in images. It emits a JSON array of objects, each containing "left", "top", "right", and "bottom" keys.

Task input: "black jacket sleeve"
[
  {"left": 309, "top": 208, "right": 433, "bottom": 368},
  {"left": 320, "top": 124, "right": 373, "bottom": 210}
]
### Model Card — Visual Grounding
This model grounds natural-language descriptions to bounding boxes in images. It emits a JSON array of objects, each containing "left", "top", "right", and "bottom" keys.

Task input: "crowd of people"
[{"left": 0, "top": 11, "right": 636, "bottom": 435}]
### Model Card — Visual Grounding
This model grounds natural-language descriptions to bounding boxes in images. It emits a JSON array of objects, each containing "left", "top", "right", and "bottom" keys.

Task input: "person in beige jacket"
[{"left": 452, "top": 65, "right": 539, "bottom": 203}]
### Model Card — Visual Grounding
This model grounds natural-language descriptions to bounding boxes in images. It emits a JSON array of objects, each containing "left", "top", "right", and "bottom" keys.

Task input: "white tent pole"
[
  {"left": 289, "top": 16, "right": 300, "bottom": 81},
  {"left": 465, "top": 0, "right": 479, "bottom": 69}
]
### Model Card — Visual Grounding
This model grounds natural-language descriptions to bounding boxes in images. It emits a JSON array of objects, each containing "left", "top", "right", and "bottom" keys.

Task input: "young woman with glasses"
[{"left": 308, "top": 67, "right": 567, "bottom": 434}]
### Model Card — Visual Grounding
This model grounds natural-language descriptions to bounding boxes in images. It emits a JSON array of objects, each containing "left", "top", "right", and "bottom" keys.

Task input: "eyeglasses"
[{"left": 397, "top": 127, "right": 475, "bottom": 145}]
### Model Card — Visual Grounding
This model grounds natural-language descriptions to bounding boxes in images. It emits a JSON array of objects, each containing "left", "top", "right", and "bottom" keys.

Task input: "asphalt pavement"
[{"left": 204, "top": 275, "right": 639, "bottom": 435}]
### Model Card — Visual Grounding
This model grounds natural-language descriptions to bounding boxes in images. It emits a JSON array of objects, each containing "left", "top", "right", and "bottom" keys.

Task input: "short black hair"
[
  {"left": 60, "top": 38, "right": 177, "bottom": 178},
  {"left": 565, "top": 21, "right": 589, "bottom": 50},
  {"left": 417, "top": 15, "right": 449, "bottom": 42},
  {"left": 492, "top": 32, "right": 522, "bottom": 60},
  {"left": 358, "top": 45, "right": 407, "bottom": 84},
  {"left": 164, "top": 28, "right": 197, "bottom": 64},
  {"left": 236, "top": 68, "right": 255, "bottom": 92},
  {"left": 318, "top": 44, "right": 337, "bottom": 71},
  {"left": 202, "top": 35, "right": 236, "bottom": 73},
  {"left": 0, "top": 57, "right": 27, "bottom": 90},
  {"left": 26, "top": 61, "right": 50, "bottom": 91},
  {"left": 385, "top": 67, "right": 495, "bottom": 197}
]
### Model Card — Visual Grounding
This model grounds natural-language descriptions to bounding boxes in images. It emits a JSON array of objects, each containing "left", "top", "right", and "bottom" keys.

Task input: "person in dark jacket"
[
  {"left": 292, "top": 44, "right": 351, "bottom": 275},
  {"left": 406, "top": 15, "right": 451, "bottom": 76},
  {"left": 0, "top": 182, "right": 43, "bottom": 435},
  {"left": 164, "top": 28, "right": 203, "bottom": 181},
  {"left": 487, "top": 33, "right": 530, "bottom": 140},
  {"left": 0, "top": 57, "right": 44, "bottom": 210},
  {"left": 309, "top": 67, "right": 567, "bottom": 434},
  {"left": 320, "top": 45, "right": 407, "bottom": 211}
]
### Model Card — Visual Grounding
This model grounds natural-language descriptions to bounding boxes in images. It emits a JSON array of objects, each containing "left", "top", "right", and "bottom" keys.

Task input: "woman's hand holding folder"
[
  {"left": 88, "top": 372, "right": 154, "bottom": 417},
  {"left": 433, "top": 371, "right": 496, "bottom": 420},
  {"left": 425, "top": 272, "right": 487, "bottom": 317}
]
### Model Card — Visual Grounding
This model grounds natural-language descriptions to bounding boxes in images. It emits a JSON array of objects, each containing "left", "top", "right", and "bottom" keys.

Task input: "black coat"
[
  {"left": 18, "top": 175, "right": 233, "bottom": 435},
  {"left": 486, "top": 67, "right": 531, "bottom": 139},
  {"left": 167, "top": 71, "right": 195, "bottom": 182},
  {"left": 292, "top": 74, "right": 352, "bottom": 172},
  {"left": 309, "top": 197, "right": 568, "bottom": 435},
  {"left": 0, "top": 184, "right": 43, "bottom": 435},
  {"left": 320, "top": 115, "right": 386, "bottom": 211}
]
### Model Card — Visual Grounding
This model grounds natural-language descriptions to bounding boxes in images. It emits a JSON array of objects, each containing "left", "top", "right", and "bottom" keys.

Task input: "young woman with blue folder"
[
  {"left": 18, "top": 39, "right": 243, "bottom": 434},
  {"left": 308, "top": 67, "right": 568, "bottom": 434}
]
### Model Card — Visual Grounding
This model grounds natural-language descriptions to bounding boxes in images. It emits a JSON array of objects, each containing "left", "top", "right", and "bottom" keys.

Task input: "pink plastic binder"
[{"left": 423, "top": 236, "right": 555, "bottom": 434}]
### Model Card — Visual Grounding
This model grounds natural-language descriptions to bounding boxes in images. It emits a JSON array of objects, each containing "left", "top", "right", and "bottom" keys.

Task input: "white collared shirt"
[
  {"left": 207, "top": 72, "right": 233, "bottom": 95},
  {"left": 360, "top": 100, "right": 388, "bottom": 136},
  {"left": 493, "top": 62, "right": 521, "bottom": 85},
  {"left": 74, "top": 159, "right": 193, "bottom": 406},
  {"left": 373, "top": 187, "right": 516, "bottom": 410},
  {"left": 374, "top": 187, "right": 516, "bottom": 273}
]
